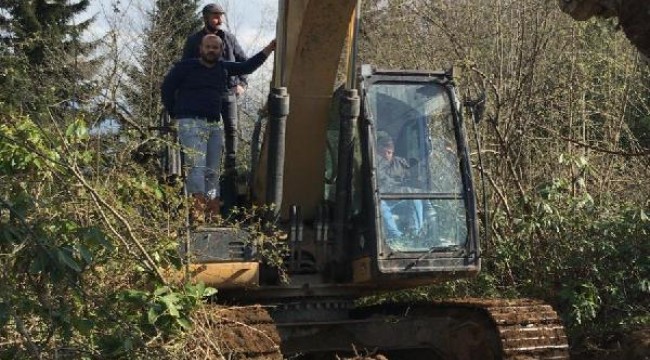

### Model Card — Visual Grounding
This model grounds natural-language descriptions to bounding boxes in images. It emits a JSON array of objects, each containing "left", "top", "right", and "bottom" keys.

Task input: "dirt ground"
[{"left": 345, "top": 328, "right": 650, "bottom": 360}]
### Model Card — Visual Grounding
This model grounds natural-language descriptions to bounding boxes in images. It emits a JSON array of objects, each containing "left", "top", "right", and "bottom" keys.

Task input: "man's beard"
[
  {"left": 205, "top": 22, "right": 219, "bottom": 33},
  {"left": 201, "top": 52, "right": 218, "bottom": 64}
]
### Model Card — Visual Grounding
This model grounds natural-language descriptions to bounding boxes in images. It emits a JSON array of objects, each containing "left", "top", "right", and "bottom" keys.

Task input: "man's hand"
[
  {"left": 262, "top": 39, "right": 277, "bottom": 56},
  {"left": 235, "top": 84, "right": 246, "bottom": 96}
]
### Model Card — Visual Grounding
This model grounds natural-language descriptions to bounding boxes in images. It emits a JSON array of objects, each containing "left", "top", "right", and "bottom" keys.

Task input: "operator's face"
[
  {"left": 200, "top": 36, "right": 223, "bottom": 64},
  {"left": 380, "top": 144, "right": 394, "bottom": 161},
  {"left": 205, "top": 12, "right": 223, "bottom": 30}
]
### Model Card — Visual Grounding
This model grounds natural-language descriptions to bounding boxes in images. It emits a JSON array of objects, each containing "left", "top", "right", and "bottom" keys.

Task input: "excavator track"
[
  {"left": 184, "top": 304, "right": 281, "bottom": 359},
  {"left": 187, "top": 298, "right": 569, "bottom": 359},
  {"left": 435, "top": 298, "right": 570, "bottom": 359}
]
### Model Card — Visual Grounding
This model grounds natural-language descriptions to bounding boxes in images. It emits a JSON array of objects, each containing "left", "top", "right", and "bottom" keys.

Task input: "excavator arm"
[{"left": 253, "top": 0, "right": 358, "bottom": 219}]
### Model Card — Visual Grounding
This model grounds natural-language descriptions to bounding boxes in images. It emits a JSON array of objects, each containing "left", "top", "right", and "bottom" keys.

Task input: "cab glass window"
[{"left": 366, "top": 81, "right": 468, "bottom": 253}]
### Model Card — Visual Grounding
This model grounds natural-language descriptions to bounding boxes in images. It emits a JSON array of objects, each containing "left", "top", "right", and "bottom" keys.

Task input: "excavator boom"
[{"left": 254, "top": 0, "right": 357, "bottom": 219}]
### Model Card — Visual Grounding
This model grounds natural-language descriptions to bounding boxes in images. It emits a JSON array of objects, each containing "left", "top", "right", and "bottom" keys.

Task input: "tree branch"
[{"left": 533, "top": 123, "right": 650, "bottom": 157}]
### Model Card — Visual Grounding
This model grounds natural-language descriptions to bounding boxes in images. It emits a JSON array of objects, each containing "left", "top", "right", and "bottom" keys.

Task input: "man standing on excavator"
[
  {"left": 162, "top": 34, "right": 275, "bottom": 222},
  {"left": 182, "top": 3, "right": 248, "bottom": 215}
]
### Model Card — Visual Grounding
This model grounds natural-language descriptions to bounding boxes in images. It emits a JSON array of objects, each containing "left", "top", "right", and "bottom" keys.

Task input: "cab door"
[{"left": 356, "top": 69, "right": 480, "bottom": 284}]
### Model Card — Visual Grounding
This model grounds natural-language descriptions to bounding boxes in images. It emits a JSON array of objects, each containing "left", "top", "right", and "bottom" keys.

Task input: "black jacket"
[
  {"left": 161, "top": 52, "right": 268, "bottom": 120},
  {"left": 182, "top": 28, "right": 248, "bottom": 89}
]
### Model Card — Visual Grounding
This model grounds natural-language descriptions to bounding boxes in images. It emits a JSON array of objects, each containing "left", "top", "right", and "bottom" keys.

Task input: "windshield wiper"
[{"left": 404, "top": 245, "right": 464, "bottom": 270}]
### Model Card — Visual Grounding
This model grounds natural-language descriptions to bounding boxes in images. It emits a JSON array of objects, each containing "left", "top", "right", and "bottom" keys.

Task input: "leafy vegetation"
[
  {"left": 360, "top": 0, "right": 650, "bottom": 355},
  {"left": 0, "top": 103, "right": 215, "bottom": 356},
  {"left": 0, "top": 0, "right": 648, "bottom": 358},
  {"left": 441, "top": 157, "right": 650, "bottom": 332}
]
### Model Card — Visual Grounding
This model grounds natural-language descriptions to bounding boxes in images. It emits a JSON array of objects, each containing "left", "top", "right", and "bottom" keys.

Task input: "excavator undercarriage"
[{"left": 189, "top": 298, "right": 569, "bottom": 359}]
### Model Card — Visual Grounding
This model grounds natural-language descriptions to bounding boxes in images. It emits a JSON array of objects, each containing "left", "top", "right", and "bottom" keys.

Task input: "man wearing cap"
[
  {"left": 163, "top": 34, "right": 275, "bottom": 222},
  {"left": 182, "top": 3, "right": 248, "bottom": 214}
]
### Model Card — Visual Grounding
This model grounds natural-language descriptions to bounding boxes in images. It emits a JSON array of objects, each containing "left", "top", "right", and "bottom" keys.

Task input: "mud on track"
[{"left": 182, "top": 305, "right": 282, "bottom": 359}]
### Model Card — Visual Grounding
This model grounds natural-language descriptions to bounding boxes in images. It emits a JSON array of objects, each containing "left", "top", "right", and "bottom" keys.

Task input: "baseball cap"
[{"left": 202, "top": 3, "right": 225, "bottom": 16}]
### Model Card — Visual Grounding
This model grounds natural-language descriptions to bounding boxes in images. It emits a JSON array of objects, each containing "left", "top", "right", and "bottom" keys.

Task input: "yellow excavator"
[{"left": 169, "top": 1, "right": 571, "bottom": 358}]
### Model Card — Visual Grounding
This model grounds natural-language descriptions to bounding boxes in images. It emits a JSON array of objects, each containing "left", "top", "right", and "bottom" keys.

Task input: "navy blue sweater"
[
  {"left": 161, "top": 51, "right": 268, "bottom": 120},
  {"left": 182, "top": 28, "right": 248, "bottom": 89}
]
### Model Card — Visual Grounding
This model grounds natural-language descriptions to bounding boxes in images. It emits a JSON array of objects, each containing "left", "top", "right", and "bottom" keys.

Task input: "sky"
[
  {"left": 84, "top": 0, "right": 277, "bottom": 54},
  {"left": 81, "top": 0, "right": 278, "bottom": 108}
]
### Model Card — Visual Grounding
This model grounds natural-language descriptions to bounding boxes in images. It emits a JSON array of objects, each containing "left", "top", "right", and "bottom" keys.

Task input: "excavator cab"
[
  {"left": 328, "top": 66, "right": 479, "bottom": 287},
  {"left": 367, "top": 66, "right": 478, "bottom": 268}
]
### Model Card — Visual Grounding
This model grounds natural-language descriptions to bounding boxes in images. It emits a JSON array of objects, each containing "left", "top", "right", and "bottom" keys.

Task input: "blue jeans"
[
  {"left": 177, "top": 118, "right": 224, "bottom": 199},
  {"left": 380, "top": 199, "right": 424, "bottom": 238}
]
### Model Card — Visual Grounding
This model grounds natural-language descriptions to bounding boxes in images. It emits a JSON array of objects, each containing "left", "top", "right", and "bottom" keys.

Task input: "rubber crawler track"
[
  {"left": 198, "top": 298, "right": 569, "bottom": 359},
  {"left": 437, "top": 298, "right": 570, "bottom": 359}
]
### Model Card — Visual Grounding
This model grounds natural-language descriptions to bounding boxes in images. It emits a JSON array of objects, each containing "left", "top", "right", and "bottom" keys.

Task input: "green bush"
[
  {"left": 427, "top": 156, "right": 650, "bottom": 348},
  {"left": 0, "top": 107, "right": 213, "bottom": 358}
]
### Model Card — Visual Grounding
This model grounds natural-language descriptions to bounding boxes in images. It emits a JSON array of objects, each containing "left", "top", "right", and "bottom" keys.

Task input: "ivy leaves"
[{"left": 121, "top": 283, "right": 217, "bottom": 334}]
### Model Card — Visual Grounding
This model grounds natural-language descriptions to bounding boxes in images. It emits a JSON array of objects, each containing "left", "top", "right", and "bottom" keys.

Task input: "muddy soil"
[{"left": 181, "top": 305, "right": 282, "bottom": 359}]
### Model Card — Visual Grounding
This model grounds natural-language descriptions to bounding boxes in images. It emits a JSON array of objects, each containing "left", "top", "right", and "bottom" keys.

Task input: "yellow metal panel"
[
  {"left": 280, "top": 0, "right": 309, "bottom": 87},
  {"left": 174, "top": 262, "right": 260, "bottom": 288},
  {"left": 255, "top": 0, "right": 358, "bottom": 219},
  {"left": 353, "top": 256, "right": 372, "bottom": 283}
]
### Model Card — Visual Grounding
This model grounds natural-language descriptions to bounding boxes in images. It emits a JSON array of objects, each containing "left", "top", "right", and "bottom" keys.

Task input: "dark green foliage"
[
  {"left": 0, "top": 0, "right": 100, "bottom": 115},
  {"left": 396, "top": 158, "right": 650, "bottom": 352},
  {"left": 503, "top": 175, "right": 648, "bottom": 324},
  {"left": 0, "top": 104, "right": 212, "bottom": 357},
  {"left": 1, "top": 0, "right": 93, "bottom": 65}
]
